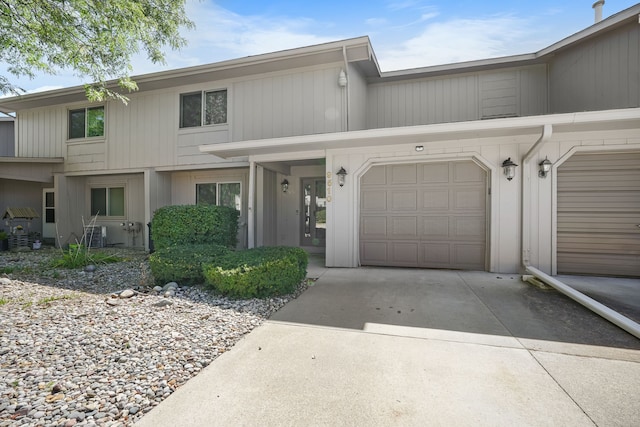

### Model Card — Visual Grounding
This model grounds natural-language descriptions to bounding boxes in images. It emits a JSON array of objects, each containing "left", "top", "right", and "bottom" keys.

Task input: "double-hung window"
[
  {"left": 91, "top": 187, "right": 125, "bottom": 217},
  {"left": 196, "top": 182, "right": 241, "bottom": 211},
  {"left": 180, "top": 89, "right": 227, "bottom": 128},
  {"left": 69, "top": 106, "right": 105, "bottom": 139}
]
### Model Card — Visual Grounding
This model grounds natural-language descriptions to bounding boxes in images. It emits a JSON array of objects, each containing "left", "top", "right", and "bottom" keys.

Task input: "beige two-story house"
[{"left": 1, "top": 4, "right": 639, "bottom": 277}]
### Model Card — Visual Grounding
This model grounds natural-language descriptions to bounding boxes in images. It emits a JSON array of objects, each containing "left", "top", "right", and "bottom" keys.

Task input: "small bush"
[
  {"left": 203, "top": 246, "right": 308, "bottom": 299},
  {"left": 149, "top": 243, "right": 230, "bottom": 285},
  {"left": 151, "top": 205, "right": 239, "bottom": 250}
]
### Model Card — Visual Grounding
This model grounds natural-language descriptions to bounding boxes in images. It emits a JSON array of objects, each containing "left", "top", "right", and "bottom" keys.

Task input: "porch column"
[{"left": 247, "top": 160, "right": 256, "bottom": 248}]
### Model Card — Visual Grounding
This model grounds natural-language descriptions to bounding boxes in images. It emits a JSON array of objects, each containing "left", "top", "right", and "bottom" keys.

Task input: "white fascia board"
[{"left": 200, "top": 108, "right": 640, "bottom": 159}]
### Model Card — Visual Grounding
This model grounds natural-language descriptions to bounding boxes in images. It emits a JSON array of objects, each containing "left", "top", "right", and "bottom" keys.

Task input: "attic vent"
[{"left": 481, "top": 113, "right": 519, "bottom": 120}]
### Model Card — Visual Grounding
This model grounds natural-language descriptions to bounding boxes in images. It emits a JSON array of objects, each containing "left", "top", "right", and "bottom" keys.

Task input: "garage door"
[
  {"left": 360, "top": 161, "right": 487, "bottom": 270},
  {"left": 557, "top": 152, "right": 640, "bottom": 277}
]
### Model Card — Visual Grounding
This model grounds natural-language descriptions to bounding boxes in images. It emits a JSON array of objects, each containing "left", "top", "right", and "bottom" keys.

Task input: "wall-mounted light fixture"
[
  {"left": 415, "top": 145, "right": 424, "bottom": 152},
  {"left": 538, "top": 156, "right": 552, "bottom": 178},
  {"left": 338, "top": 69, "right": 347, "bottom": 87},
  {"left": 502, "top": 158, "right": 518, "bottom": 181},
  {"left": 280, "top": 179, "right": 289, "bottom": 193},
  {"left": 336, "top": 167, "right": 347, "bottom": 187}
]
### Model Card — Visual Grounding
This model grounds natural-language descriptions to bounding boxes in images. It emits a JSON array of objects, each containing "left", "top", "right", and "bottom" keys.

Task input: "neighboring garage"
[
  {"left": 557, "top": 151, "right": 640, "bottom": 277},
  {"left": 359, "top": 160, "right": 487, "bottom": 270}
]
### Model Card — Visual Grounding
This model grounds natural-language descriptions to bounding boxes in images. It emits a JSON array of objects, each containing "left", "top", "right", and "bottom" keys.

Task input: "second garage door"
[
  {"left": 360, "top": 161, "right": 487, "bottom": 270},
  {"left": 557, "top": 151, "right": 640, "bottom": 277}
]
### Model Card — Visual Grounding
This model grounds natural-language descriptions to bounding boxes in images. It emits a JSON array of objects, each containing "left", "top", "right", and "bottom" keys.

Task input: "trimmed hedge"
[
  {"left": 151, "top": 205, "right": 239, "bottom": 250},
  {"left": 149, "top": 243, "right": 230, "bottom": 285},
  {"left": 203, "top": 247, "right": 308, "bottom": 299}
]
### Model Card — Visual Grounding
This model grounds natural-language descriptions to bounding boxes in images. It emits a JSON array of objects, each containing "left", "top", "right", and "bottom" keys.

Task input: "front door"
[
  {"left": 42, "top": 189, "right": 56, "bottom": 244},
  {"left": 301, "top": 178, "right": 326, "bottom": 248}
]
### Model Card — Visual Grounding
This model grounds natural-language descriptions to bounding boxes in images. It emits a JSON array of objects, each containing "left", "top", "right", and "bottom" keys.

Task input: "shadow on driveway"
[{"left": 271, "top": 267, "right": 640, "bottom": 349}]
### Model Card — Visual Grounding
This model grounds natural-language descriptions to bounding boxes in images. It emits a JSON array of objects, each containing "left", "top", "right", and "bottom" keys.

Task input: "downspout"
[
  {"left": 521, "top": 125, "right": 640, "bottom": 339},
  {"left": 341, "top": 46, "right": 350, "bottom": 131},
  {"left": 247, "top": 160, "right": 256, "bottom": 249},
  {"left": 526, "top": 266, "right": 640, "bottom": 339},
  {"left": 521, "top": 124, "right": 553, "bottom": 268}
]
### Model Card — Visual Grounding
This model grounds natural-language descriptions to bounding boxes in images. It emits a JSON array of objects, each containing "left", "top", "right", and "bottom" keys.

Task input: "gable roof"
[
  {"left": 0, "top": 3, "right": 638, "bottom": 112},
  {"left": 0, "top": 36, "right": 377, "bottom": 113}
]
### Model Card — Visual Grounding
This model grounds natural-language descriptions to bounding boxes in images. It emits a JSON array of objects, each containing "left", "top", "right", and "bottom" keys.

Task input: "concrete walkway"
[{"left": 136, "top": 265, "right": 640, "bottom": 426}]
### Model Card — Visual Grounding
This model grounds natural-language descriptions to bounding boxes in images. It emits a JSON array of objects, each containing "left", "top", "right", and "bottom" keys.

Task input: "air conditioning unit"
[{"left": 84, "top": 226, "right": 107, "bottom": 248}]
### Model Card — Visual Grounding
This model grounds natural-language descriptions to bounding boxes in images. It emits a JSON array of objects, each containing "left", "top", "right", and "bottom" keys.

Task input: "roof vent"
[{"left": 592, "top": 0, "right": 605, "bottom": 23}]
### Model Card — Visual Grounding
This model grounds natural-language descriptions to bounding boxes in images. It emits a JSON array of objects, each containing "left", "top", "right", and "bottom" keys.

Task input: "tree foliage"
[{"left": 0, "top": 0, "right": 194, "bottom": 103}]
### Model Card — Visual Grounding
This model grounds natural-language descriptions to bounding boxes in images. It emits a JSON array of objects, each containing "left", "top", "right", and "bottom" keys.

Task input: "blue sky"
[{"left": 1, "top": 0, "right": 638, "bottom": 94}]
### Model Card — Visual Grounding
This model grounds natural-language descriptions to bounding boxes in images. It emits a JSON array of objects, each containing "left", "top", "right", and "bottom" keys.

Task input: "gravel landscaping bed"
[{"left": 0, "top": 248, "right": 308, "bottom": 426}]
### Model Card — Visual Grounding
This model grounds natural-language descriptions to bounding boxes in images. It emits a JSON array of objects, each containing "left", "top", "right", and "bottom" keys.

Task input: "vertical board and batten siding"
[
  {"left": 232, "top": 66, "right": 344, "bottom": 141},
  {"left": 557, "top": 152, "right": 640, "bottom": 277},
  {"left": 256, "top": 167, "right": 278, "bottom": 247},
  {"left": 366, "top": 66, "right": 547, "bottom": 129},
  {"left": 549, "top": 23, "right": 640, "bottom": 113},
  {"left": 16, "top": 108, "right": 66, "bottom": 158},
  {"left": 0, "top": 121, "right": 15, "bottom": 156},
  {"left": 108, "top": 92, "right": 176, "bottom": 169},
  {"left": 347, "top": 62, "right": 368, "bottom": 131}
]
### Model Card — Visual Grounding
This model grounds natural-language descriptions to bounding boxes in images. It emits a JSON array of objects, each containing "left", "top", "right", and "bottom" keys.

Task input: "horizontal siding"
[
  {"left": 66, "top": 142, "right": 106, "bottom": 172},
  {"left": 479, "top": 71, "right": 518, "bottom": 118},
  {"left": 550, "top": 22, "right": 640, "bottom": 113}
]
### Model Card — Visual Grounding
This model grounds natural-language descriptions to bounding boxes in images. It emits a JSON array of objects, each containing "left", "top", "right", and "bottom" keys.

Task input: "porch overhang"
[
  {"left": 199, "top": 108, "right": 640, "bottom": 159},
  {"left": 0, "top": 157, "right": 63, "bottom": 182}
]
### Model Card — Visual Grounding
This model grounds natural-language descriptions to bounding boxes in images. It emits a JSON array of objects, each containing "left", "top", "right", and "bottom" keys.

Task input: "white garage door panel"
[
  {"left": 360, "top": 161, "right": 487, "bottom": 270},
  {"left": 557, "top": 152, "right": 640, "bottom": 277}
]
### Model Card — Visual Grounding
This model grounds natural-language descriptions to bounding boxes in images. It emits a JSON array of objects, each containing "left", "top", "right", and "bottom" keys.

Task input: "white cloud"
[{"left": 377, "top": 14, "right": 550, "bottom": 71}]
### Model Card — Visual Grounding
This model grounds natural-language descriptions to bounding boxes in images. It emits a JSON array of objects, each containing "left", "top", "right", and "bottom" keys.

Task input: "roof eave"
[{"left": 200, "top": 108, "right": 640, "bottom": 159}]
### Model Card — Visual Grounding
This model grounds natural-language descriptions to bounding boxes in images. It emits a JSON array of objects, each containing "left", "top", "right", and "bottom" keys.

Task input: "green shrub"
[
  {"left": 203, "top": 246, "right": 308, "bottom": 299},
  {"left": 151, "top": 205, "right": 240, "bottom": 250},
  {"left": 149, "top": 243, "right": 230, "bottom": 285}
]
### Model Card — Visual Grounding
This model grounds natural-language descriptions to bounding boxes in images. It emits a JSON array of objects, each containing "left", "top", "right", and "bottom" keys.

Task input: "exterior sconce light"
[
  {"left": 502, "top": 157, "right": 518, "bottom": 181},
  {"left": 538, "top": 156, "right": 552, "bottom": 178},
  {"left": 415, "top": 145, "right": 424, "bottom": 152},
  {"left": 338, "top": 69, "right": 347, "bottom": 87},
  {"left": 336, "top": 167, "right": 347, "bottom": 187},
  {"left": 280, "top": 179, "right": 289, "bottom": 193}
]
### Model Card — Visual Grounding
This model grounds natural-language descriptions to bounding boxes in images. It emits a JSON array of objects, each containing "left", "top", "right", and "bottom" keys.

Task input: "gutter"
[{"left": 525, "top": 266, "right": 640, "bottom": 339}]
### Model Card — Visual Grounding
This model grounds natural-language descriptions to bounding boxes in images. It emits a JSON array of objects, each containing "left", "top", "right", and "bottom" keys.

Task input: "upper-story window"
[
  {"left": 180, "top": 89, "right": 227, "bottom": 128},
  {"left": 69, "top": 106, "right": 105, "bottom": 139}
]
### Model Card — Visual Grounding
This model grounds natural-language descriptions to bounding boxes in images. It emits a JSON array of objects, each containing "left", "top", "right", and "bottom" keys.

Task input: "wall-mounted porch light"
[
  {"left": 502, "top": 158, "right": 518, "bottom": 181},
  {"left": 338, "top": 69, "right": 348, "bottom": 87},
  {"left": 538, "top": 156, "right": 552, "bottom": 178},
  {"left": 415, "top": 145, "right": 424, "bottom": 152},
  {"left": 336, "top": 167, "right": 347, "bottom": 187},
  {"left": 280, "top": 179, "right": 289, "bottom": 193}
]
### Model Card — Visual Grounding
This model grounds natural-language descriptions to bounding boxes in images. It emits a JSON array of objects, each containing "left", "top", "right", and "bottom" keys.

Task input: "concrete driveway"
[{"left": 137, "top": 264, "right": 640, "bottom": 427}]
